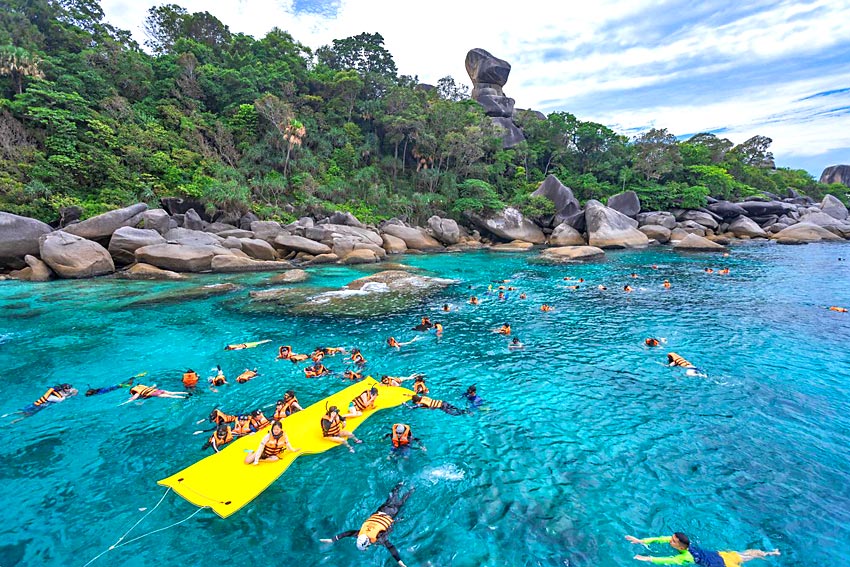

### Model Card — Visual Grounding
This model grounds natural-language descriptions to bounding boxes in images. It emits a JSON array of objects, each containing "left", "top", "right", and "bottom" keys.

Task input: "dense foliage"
[{"left": 0, "top": 0, "right": 846, "bottom": 224}]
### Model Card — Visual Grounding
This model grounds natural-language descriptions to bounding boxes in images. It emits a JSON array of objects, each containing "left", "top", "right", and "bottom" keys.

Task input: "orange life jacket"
[
  {"left": 359, "top": 512, "right": 394, "bottom": 543},
  {"left": 261, "top": 431, "right": 288, "bottom": 458},
  {"left": 388, "top": 338, "right": 400, "bottom": 347},
  {"left": 321, "top": 412, "right": 343, "bottom": 437},
  {"left": 277, "top": 346, "right": 291, "bottom": 359},
  {"left": 311, "top": 351, "right": 324, "bottom": 362},
  {"left": 130, "top": 385, "right": 157, "bottom": 398},
  {"left": 417, "top": 396, "right": 443, "bottom": 409},
  {"left": 668, "top": 352, "right": 694, "bottom": 368},
  {"left": 413, "top": 381, "right": 428, "bottom": 394},
  {"left": 274, "top": 396, "right": 299, "bottom": 420},
  {"left": 351, "top": 353, "right": 366, "bottom": 364},
  {"left": 182, "top": 371, "right": 199, "bottom": 387},
  {"left": 829, "top": 306, "right": 847, "bottom": 312},
  {"left": 352, "top": 391, "right": 373, "bottom": 411},
  {"left": 232, "top": 418, "right": 252, "bottom": 435},
  {"left": 645, "top": 338, "right": 660, "bottom": 347},
  {"left": 210, "top": 409, "right": 236, "bottom": 424},
  {"left": 34, "top": 388, "right": 60, "bottom": 407},
  {"left": 435, "top": 323, "right": 443, "bottom": 334},
  {"left": 209, "top": 427, "right": 233, "bottom": 448},
  {"left": 305, "top": 364, "right": 328, "bottom": 378},
  {"left": 498, "top": 326, "right": 511, "bottom": 335},
  {"left": 382, "top": 376, "right": 401, "bottom": 387},
  {"left": 392, "top": 424, "right": 411, "bottom": 448},
  {"left": 211, "top": 374, "right": 226, "bottom": 386},
  {"left": 236, "top": 370, "right": 257, "bottom": 383},
  {"left": 251, "top": 415, "right": 270, "bottom": 431}
]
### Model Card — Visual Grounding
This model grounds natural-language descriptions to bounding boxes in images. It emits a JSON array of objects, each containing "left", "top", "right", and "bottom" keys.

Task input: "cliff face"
[{"left": 820, "top": 165, "right": 850, "bottom": 186}]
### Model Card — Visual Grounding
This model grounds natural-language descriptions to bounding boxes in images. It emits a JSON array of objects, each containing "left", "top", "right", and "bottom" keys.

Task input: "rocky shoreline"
[{"left": 1, "top": 174, "right": 848, "bottom": 282}]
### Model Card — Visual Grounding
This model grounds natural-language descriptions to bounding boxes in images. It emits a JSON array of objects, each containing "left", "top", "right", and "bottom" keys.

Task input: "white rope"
[{"left": 82, "top": 488, "right": 205, "bottom": 567}]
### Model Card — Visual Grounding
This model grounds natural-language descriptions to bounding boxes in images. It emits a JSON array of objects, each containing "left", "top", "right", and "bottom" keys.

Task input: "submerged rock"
[
  {"left": 267, "top": 269, "right": 309, "bottom": 284},
  {"left": 209, "top": 255, "right": 291, "bottom": 273},
  {"left": 290, "top": 270, "right": 457, "bottom": 317},
  {"left": 119, "top": 263, "right": 185, "bottom": 280},
  {"left": 127, "top": 283, "right": 239, "bottom": 306}
]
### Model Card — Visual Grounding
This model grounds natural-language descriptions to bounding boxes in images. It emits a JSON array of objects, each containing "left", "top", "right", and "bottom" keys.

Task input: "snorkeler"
[
  {"left": 410, "top": 394, "right": 467, "bottom": 415},
  {"left": 508, "top": 337, "right": 524, "bottom": 350},
  {"left": 305, "top": 362, "right": 330, "bottom": 378},
  {"left": 320, "top": 482, "right": 414, "bottom": 567},
  {"left": 644, "top": 338, "right": 662, "bottom": 347},
  {"left": 182, "top": 369, "right": 199, "bottom": 388},
  {"left": 343, "top": 370, "right": 362, "bottom": 381},
  {"left": 203, "top": 423, "right": 235, "bottom": 453},
  {"left": 667, "top": 352, "right": 705, "bottom": 377},
  {"left": 626, "top": 532, "right": 779, "bottom": 565},
  {"left": 209, "top": 365, "right": 227, "bottom": 387},
  {"left": 381, "top": 374, "right": 420, "bottom": 387},
  {"left": 244, "top": 420, "right": 300, "bottom": 464},
  {"left": 320, "top": 405, "right": 362, "bottom": 452},
  {"left": 126, "top": 384, "right": 189, "bottom": 401},
  {"left": 278, "top": 345, "right": 309, "bottom": 362},
  {"left": 469, "top": 296, "right": 479, "bottom": 305},
  {"left": 663, "top": 280, "right": 671, "bottom": 289},
  {"left": 12, "top": 384, "right": 78, "bottom": 421},
  {"left": 495, "top": 323, "right": 511, "bottom": 335},
  {"left": 413, "top": 375, "right": 429, "bottom": 395},
  {"left": 273, "top": 390, "right": 303, "bottom": 420},
  {"left": 236, "top": 368, "right": 258, "bottom": 384},
  {"left": 463, "top": 385, "right": 484, "bottom": 407},
  {"left": 208, "top": 408, "right": 237, "bottom": 426},
  {"left": 349, "top": 348, "right": 367, "bottom": 366},
  {"left": 385, "top": 424, "right": 425, "bottom": 456},
  {"left": 540, "top": 304, "right": 554, "bottom": 311},
  {"left": 86, "top": 375, "right": 138, "bottom": 397},
  {"left": 347, "top": 387, "right": 379, "bottom": 417}
]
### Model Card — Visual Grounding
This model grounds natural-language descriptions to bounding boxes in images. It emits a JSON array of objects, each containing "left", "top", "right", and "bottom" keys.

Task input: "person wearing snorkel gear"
[
  {"left": 385, "top": 424, "right": 425, "bottom": 457},
  {"left": 410, "top": 394, "right": 467, "bottom": 415},
  {"left": 203, "top": 422, "right": 235, "bottom": 453},
  {"left": 463, "top": 384, "right": 484, "bottom": 407},
  {"left": 347, "top": 387, "right": 379, "bottom": 417},
  {"left": 508, "top": 337, "right": 524, "bottom": 350},
  {"left": 320, "top": 482, "right": 414, "bottom": 567},
  {"left": 626, "top": 532, "right": 779, "bottom": 565},
  {"left": 273, "top": 390, "right": 303, "bottom": 420},
  {"left": 321, "top": 404, "right": 362, "bottom": 452},
  {"left": 18, "top": 383, "right": 78, "bottom": 418},
  {"left": 244, "top": 420, "right": 300, "bottom": 464}
]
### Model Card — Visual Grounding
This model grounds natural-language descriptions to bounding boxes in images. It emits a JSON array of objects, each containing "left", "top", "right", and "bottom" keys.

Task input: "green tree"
[
  {"left": 0, "top": 45, "right": 44, "bottom": 94},
  {"left": 632, "top": 128, "right": 681, "bottom": 181}
]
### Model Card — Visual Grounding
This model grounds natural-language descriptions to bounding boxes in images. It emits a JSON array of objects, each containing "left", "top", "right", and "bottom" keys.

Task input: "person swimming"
[
  {"left": 540, "top": 304, "right": 554, "bottom": 312},
  {"left": 667, "top": 352, "right": 705, "bottom": 377},
  {"left": 469, "top": 296, "right": 479, "bottom": 305},
  {"left": 304, "top": 362, "right": 330, "bottom": 378},
  {"left": 209, "top": 365, "right": 227, "bottom": 387},
  {"left": 236, "top": 368, "right": 258, "bottom": 384},
  {"left": 412, "top": 316, "right": 434, "bottom": 331},
  {"left": 508, "top": 337, "right": 524, "bottom": 350},
  {"left": 663, "top": 280, "right": 671, "bottom": 289},
  {"left": 182, "top": 369, "right": 199, "bottom": 389},
  {"left": 463, "top": 385, "right": 484, "bottom": 407},
  {"left": 626, "top": 531, "right": 779, "bottom": 566},
  {"left": 410, "top": 394, "right": 467, "bottom": 415},
  {"left": 829, "top": 306, "right": 848, "bottom": 313},
  {"left": 495, "top": 323, "right": 511, "bottom": 335},
  {"left": 645, "top": 338, "right": 660, "bottom": 347},
  {"left": 127, "top": 384, "right": 189, "bottom": 401},
  {"left": 624, "top": 285, "right": 634, "bottom": 292}
]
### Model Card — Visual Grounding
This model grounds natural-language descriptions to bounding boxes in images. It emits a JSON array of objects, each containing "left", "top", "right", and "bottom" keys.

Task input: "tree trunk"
[{"left": 401, "top": 137, "right": 409, "bottom": 175}]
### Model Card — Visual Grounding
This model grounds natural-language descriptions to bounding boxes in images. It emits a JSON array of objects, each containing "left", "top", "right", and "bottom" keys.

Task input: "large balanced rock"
[
  {"left": 706, "top": 201, "right": 748, "bottom": 219},
  {"left": 39, "top": 231, "right": 115, "bottom": 278},
  {"left": 773, "top": 222, "right": 844, "bottom": 244},
  {"left": 327, "top": 211, "right": 365, "bottom": 228},
  {"left": 819, "top": 165, "right": 850, "bottom": 185},
  {"left": 183, "top": 208, "right": 205, "bottom": 231},
  {"left": 531, "top": 175, "right": 582, "bottom": 227},
  {"left": 465, "top": 48, "right": 523, "bottom": 148},
  {"left": 584, "top": 200, "right": 648, "bottom": 249},
  {"left": 210, "top": 255, "right": 290, "bottom": 273},
  {"left": 672, "top": 233, "right": 728, "bottom": 251},
  {"left": 381, "top": 224, "right": 442, "bottom": 250},
  {"left": 468, "top": 207, "right": 545, "bottom": 244},
  {"left": 820, "top": 194, "right": 848, "bottom": 220},
  {"left": 549, "top": 222, "right": 585, "bottom": 246},
  {"left": 108, "top": 227, "right": 167, "bottom": 266},
  {"left": 0, "top": 212, "right": 53, "bottom": 265},
  {"left": 727, "top": 216, "right": 767, "bottom": 238},
  {"left": 607, "top": 191, "right": 641, "bottom": 218},
  {"left": 427, "top": 216, "right": 460, "bottom": 245},
  {"left": 539, "top": 246, "right": 605, "bottom": 262},
  {"left": 63, "top": 203, "right": 147, "bottom": 240},
  {"left": 135, "top": 243, "right": 227, "bottom": 272}
]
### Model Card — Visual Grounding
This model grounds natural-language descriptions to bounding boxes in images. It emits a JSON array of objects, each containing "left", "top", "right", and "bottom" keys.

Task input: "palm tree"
[{"left": 0, "top": 45, "right": 45, "bottom": 95}]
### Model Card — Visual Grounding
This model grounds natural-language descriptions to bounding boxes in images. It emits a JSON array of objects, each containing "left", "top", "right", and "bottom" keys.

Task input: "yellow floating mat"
[{"left": 158, "top": 378, "right": 413, "bottom": 518}]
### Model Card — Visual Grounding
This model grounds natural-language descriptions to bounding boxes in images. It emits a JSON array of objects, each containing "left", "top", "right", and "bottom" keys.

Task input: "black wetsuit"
[{"left": 330, "top": 483, "right": 413, "bottom": 564}]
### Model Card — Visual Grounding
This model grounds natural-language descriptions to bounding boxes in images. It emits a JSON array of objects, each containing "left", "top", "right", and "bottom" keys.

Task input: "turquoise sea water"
[{"left": 2, "top": 243, "right": 850, "bottom": 566}]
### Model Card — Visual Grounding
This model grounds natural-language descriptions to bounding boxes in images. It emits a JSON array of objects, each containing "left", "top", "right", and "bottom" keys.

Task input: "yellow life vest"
[
  {"left": 34, "top": 388, "right": 60, "bottom": 406},
  {"left": 668, "top": 352, "right": 693, "bottom": 367},
  {"left": 418, "top": 396, "right": 443, "bottom": 409},
  {"left": 359, "top": 512, "right": 393, "bottom": 543},
  {"left": 130, "top": 385, "right": 157, "bottom": 398}
]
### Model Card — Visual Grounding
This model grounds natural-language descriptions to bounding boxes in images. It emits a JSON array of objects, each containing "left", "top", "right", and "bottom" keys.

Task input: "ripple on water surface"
[{"left": 1, "top": 245, "right": 849, "bottom": 566}]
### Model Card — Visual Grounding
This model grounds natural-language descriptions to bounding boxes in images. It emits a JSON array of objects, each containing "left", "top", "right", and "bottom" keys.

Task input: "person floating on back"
[
  {"left": 828, "top": 306, "right": 847, "bottom": 313},
  {"left": 278, "top": 345, "right": 309, "bottom": 362},
  {"left": 320, "top": 482, "right": 414, "bottom": 567},
  {"left": 236, "top": 368, "right": 258, "bottom": 384},
  {"left": 410, "top": 394, "right": 467, "bottom": 415},
  {"left": 127, "top": 384, "right": 189, "bottom": 401},
  {"left": 625, "top": 532, "right": 779, "bottom": 565}
]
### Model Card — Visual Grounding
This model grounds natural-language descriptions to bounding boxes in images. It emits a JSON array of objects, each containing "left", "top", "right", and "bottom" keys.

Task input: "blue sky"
[{"left": 100, "top": 0, "right": 850, "bottom": 179}]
